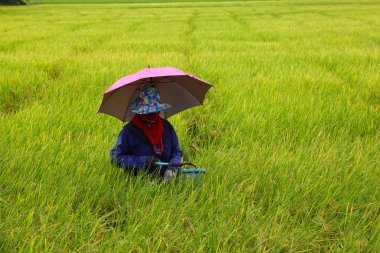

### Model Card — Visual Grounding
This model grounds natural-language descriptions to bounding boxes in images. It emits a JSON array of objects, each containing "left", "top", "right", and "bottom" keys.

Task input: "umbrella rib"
[
  {"left": 155, "top": 76, "right": 197, "bottom": 85},
  {"left": 122, "top": 85, "right": 140, "bottom": 122},
  {"left": 101, "top": 81, "right": 144, "bottom": 112},
  {"left": 162, "top": 76, "right": 202, "bottom": 103},
  {"left": 99, "top": 90, "right": 115, "bottom": 112}
]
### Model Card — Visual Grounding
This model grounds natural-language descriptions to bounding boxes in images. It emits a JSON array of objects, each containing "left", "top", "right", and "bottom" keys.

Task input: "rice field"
[{"left": 1, "top": 0, "right": 379, "bottom": 251}]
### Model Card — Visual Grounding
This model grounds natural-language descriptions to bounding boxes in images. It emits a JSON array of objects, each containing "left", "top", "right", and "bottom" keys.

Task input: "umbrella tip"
[{"left": 148, "top": 65, "right": 151, "bottom": 68}]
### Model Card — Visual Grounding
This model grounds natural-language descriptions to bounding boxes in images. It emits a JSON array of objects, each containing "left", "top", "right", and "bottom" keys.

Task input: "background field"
[
  {"left": 27, "top": 0, "right": 253, "bottom": 3},
  {"left": 1, "top": 0, "right": 380, "bottom": 251}
]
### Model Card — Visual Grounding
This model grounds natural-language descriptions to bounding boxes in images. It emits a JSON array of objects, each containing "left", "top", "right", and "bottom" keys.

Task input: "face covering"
[{"left": 131, "top": 112, "right": 164, "bottom": 154}]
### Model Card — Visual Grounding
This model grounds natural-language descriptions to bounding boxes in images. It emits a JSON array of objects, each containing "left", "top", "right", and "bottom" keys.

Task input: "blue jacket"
[{"left": 110, "top": 119, "right": 183, "bottom": 175}]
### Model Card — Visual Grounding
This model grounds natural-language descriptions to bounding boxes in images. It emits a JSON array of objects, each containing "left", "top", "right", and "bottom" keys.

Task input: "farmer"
[{"left": 110, "top": 86, "right": 183, "bottom": 181}]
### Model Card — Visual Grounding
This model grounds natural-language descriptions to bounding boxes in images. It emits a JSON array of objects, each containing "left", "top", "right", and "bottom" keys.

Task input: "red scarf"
[{"left": 131, "top": 113, "right": 164, "bottom": 147}]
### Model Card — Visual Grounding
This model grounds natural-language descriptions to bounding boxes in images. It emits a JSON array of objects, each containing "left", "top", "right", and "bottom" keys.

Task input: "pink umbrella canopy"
[{"left": 98, "top": 66, "right": 212, "bottom": 122}]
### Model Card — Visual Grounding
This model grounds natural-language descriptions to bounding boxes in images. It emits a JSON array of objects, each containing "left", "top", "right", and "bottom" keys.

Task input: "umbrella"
[{"left": 98, "top": 66, "right": 212, "bottom": 122}]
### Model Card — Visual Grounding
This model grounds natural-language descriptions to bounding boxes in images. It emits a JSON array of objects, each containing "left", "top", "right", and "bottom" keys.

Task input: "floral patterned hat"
[{"left": 130, "top": 86, "right": 171, "bottom": 114}]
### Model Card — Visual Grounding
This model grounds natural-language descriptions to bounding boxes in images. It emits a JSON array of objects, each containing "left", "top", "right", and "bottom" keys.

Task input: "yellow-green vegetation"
[
  {"left": 1, "top": 0, "right": 379, "bottom": 251},
  {"left": 29, "top": 0, "right": 248, "bottom": 3}
]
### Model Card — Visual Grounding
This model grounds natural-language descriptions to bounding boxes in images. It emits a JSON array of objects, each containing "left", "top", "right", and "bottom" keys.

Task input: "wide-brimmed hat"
[{"left": 129, "top": 86, "right": 171, "bottom": 114}]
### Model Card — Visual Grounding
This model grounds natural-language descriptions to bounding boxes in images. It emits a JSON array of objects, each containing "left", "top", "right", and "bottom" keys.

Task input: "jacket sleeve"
[
  {"left": 169, "top": 125, "right": 183, "bottom": 165},
  {"left": 110, "top": 128, "right": 149, "bottom": 171}
]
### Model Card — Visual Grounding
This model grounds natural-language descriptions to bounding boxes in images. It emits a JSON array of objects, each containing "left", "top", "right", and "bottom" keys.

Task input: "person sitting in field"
[{"left": 110, "top": 86, "right": 182, "bottom": 181}]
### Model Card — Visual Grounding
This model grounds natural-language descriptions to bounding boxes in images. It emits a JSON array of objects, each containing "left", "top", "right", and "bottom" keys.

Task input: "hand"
[
  {"left": 164, "top": 166, "right": 180, "bottom": 182},
  {"left": 145, "top": 156, "right": 161, "bottom": 170},
  {"left": 167, "top": 165, "right": 180, "bottom": 173},
  {"left": 164, "top": 169, "right": 175, "bottom": 182}
]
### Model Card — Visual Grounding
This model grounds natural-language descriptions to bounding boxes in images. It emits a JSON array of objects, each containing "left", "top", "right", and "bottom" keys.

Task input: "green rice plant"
[{"left": 0, "top": 0, "right": 379, "bottom": 251}]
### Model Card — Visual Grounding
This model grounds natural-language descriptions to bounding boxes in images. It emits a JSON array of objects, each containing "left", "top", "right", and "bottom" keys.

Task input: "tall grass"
[
  {"left": 28, "top": 0, "right": 257, "bottom": 3},
  {"left": 1, "top": 0, "right": 379, "bottom": 251}
]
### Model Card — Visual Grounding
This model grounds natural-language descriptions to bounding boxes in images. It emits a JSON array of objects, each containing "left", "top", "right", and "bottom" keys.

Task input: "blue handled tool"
[
  {"left": 182, "top": 169, "right": 206, "bottom": 174},
  {"left": 154, "top": 161, "right": 206, "bottom": 186},
  {"left": 155, "top": 162, "right": 170, "bottom": 166},
  {"left": 155, "top": 162, "right": 206, "bottom": 174}
]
